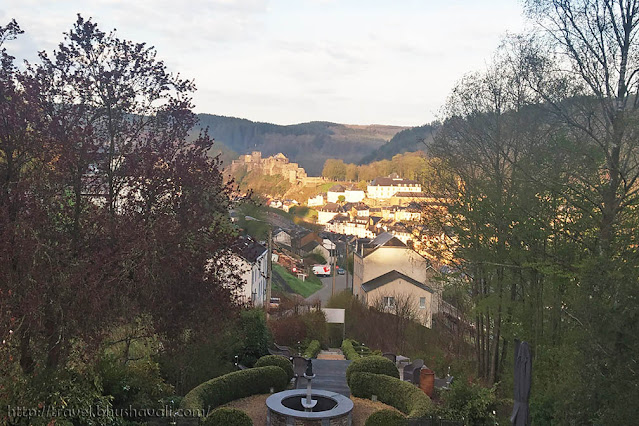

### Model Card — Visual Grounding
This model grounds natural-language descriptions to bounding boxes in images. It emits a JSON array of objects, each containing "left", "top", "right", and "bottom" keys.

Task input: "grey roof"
[
  {"left": 361, "top": 270, "right": 434, "bottom": 293},
  {"left": 232, "top": 236, "right": 267, "bottom": 263},
  {"left": 370, "top": 177, "right": 419, "bottom": 187},
  {"left": 320, "top": 202, "right": 344, "bottom": 212},
  {"left": 370, "top": 232, "right": 406, "bottom": 248},
  {"left": 301, "top": 240, "right": 320, "bottom": 252},
  {"left": 328, "top": 184, "right": 345, "bottom": 192},
  {"left": 393, "top": 191, "right": 427, "bottom": 198}
]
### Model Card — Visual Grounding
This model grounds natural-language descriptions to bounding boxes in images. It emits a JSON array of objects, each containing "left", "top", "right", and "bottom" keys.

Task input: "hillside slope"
[
  {"left": 195, "top": 114, "right": 407, "bottom": 175},
  {"left": 358, "top": 123, "right": 437, "bottom": 164}
]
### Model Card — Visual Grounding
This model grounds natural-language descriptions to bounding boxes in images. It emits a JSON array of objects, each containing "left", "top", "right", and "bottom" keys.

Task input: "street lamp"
[{"left": 245, "top": 215, "right": 272, "bottom": 318}]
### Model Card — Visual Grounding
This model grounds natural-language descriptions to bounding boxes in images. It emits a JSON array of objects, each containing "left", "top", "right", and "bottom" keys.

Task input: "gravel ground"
[{"left": 224, "top": 394, "right": 401, "bottom": 426}]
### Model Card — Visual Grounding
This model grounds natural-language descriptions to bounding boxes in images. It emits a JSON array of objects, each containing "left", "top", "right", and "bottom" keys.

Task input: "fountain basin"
[{"left": 266, "top": 389, "right": 353, "bottom": 426}]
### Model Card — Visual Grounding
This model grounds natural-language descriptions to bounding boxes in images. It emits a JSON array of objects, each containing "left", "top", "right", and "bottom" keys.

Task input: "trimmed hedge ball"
[
  {"left": 202, "top": 407, "right": 253, "bottom": 426},
  {"left": 255, "top": 354, "right": 294, "bottom": 381},
  {"left": 365, "top": 409, "right": 408, "bottom": 426},
  {"left": 346, "top": 355, "right": 400, "bottom": 387}
]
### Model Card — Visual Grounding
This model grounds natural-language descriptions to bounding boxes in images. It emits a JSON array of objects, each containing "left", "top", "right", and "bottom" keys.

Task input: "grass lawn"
[{"left": 273, "top": 264, "right": 323, "bottom": 298}]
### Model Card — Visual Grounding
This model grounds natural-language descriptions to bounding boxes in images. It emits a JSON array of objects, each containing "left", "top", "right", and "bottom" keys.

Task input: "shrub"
[
  {"left": 255, "top": 355, "right": 294, "bottom": 382},
  {"left": 349, "top": 372, "right": 434, "bottom": 418},
  {"left": 435, "top": 380, "right": 497, "bottom": 425},
  {"left": 300, "top": 310, "right": 327, "bottom": 344},
  {"left": 268, "top": 315, "right": 307, "bottom": 347},
  {"left": 238, "top": 309, "right": 270, "bottom": 367},
  {"left": 346, "top": 355, "right": 399, "bottom": 387},
  {"left": 180, "top": 366, "right": 287, "bottom": 413},
  {"left": 365, "top": 409, "right": 408, "bottom": 426},
  {"left": 202, "top": 407, "right": 253, "bottom": 426},
  {"left": 341, "top": 339, "right": 360, "bottom": 360},
  {"left": 304, "top": 340, "right": 321, "bottom": 358}
]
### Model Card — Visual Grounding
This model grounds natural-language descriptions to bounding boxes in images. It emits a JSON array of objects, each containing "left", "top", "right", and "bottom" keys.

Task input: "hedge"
[
  {"left": 180, "top": 366, "right": 288, "bottom": 413},
  {"left": 255, "top": 355, "right": 294, "bottom": 382},
  {"left": 365, "top": 409, "right": 408, "bottom": 426},
  {"left": 349, "top": 372, "right": 434, "bottom": 418},
  {"left": 341, "top": 339, "right": 360, "bottom": 360},
  {"left": 346, "top": 355, "right": 400, "bottom": 387},
  {"left": 202, "top": 408, "right": 253, "bottom": 426},
  {"left": 303, "top": 340, "right": 321, "bottom": 358}
]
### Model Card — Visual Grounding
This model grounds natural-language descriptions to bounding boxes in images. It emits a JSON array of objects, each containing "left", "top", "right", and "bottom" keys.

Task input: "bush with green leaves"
[
  {"left": 349, "top": 372, "right": 434, "bottom": 418},
  {"left": 254, "top": 355, "right": 294, "bottom": 382},
  {"left": 304, "top": 340, "right": 321, "bottom": 358},
  {"left": 435, "top": 380, "right": 497, "bottom": 425},
  {"left": 365, "top": 409, "right": 408, "bottom": 426},
  {"left": 202, "top": 408, "right": 253, "bottom": 426},
  {"left": 180, "top": 366, "right": 287, "bottom": 413},
  {"left": 238, "top": 309, "right": 270, "bottom": 367},
  {"left": 341, "top": 339, "right": 360, "bottom": 360},
  {"left": 346, "top": 355, "right": 399, "bottom": 387}
]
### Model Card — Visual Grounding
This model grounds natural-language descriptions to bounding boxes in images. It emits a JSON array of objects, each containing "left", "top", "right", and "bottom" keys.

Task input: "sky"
[{"left": 0, "top": 0, "right": 528, "bottom": 126}]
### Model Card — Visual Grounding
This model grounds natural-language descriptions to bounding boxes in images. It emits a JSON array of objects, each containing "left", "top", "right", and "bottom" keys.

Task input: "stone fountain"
[{"left": 266, "top": 359, "right": 353, "bottom": 426}]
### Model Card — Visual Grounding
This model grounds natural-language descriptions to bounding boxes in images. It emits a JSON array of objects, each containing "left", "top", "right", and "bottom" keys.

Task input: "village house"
[
  {"left": 367, "top": 174, "right": 422, "bottom": 200},
  {"left": 317, "top": 202, "right": 345, "bottom": 224},
  {"left": 231, "top": 236, "right": 268, "bottom": 306},
  {"left": 307, "top": 193, "right": 326, "bottom": 207},
  {"left": 344, "top": 185, "right": 366, "bottom": 203},
  {"left": 327, "top": 184, "right": 346, "bottom": 203},
  {"left": 352, "top": 233, "right": 439, "bottom": 327}
]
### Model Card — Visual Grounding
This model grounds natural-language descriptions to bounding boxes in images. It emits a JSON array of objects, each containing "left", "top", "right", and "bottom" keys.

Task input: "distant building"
[
  {"left": 308, "top": 193, "right": 326, "bottom": 207},
  {"left": 344, "top": 185, "right": 366, "bottom": 203},
  {"left": 367, "top": 175, "right": 422, "bottom": 200},
  {"left": 317, "top": 202, "right": 345, "bottom": 224},
  {"left": 327, "top": 184, "right": 346, "bottom": 203},
  {"left": 230, "top": 151, "right": 308, "bottom": 183}
]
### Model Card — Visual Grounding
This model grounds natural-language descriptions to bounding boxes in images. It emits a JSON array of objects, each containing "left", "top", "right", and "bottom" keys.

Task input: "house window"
[
  {"left": 383, "top": 297, "right": 395, "bottom": 308},
  {"left": 420, "top": 297, "right": 426, "bottom": 309}
]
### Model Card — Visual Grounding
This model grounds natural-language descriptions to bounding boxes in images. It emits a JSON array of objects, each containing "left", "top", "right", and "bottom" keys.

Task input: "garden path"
[{"left": 295, "top": 352, "right": 351, "bottom": 397}]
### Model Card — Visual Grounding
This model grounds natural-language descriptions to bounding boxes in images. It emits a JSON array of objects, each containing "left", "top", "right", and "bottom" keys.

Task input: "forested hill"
[
  {"left": 195, "top": 114, "right": 407, "bottom": 175},
  {"left": 358, "top": 123, "right": 437, "bottom": 164}
]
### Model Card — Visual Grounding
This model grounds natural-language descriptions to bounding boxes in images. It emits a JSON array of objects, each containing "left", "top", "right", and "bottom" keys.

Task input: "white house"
[
  {"left": 367, "top": 175, "right": 422, "bottom": 200},
  {"left": 308, "top": 193, "right": 326, "bottom": 207},
  {"left": 345, "top": 186, "right": 365, "bottom": 203},
  {"left": 327, "top": 184, "right": 346, "bottom": 203},
  {"left": 318, "top": 202, "right": 345, "bottom": 224},
  {"left": 232, "top": 236, "right": 268, "bottom": 306}
]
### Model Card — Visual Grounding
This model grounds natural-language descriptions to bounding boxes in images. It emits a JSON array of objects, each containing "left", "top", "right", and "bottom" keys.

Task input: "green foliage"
[
  {"left": 300, "top": 310, "right": 327, "bottom": 344},
  {"left": 272, "top": 264, "right": 322, "bottom": 298},
  {"left": 346, "top": 355, "right": 399, "bottom": 387},
  {"left": 180, "top": 366, "right": 287, "bottom": 413},
  {"left": 237, "top": 309, "right": 270, "bottom": 367},
  {"left": 305, "top": 252, "right": 327, "bottom": 265},
  {"left": 349, "top": 372, "right": 434, "bottom": 418},
  {"left": 255, "top": 355, "right": 294, "bottom": 382},
  {"left": 322, "top": 158, "right": 347, "bottom": 180},
  {"left": 98, "top": 355, "right": 173, "bottom": 413},
  {"left": 365, "top": 409, "right": 408, "bottom": 426},
  {"left": 435, "top": 381, "right": 497, "bottom": 425},
  {"left": 202, "top": 407, "right": 253, "bottom": 426},
  {"left": 360, "top": 124, "right": 436, "bottom": 164},
  {"left": 303, "top": 340, "right": 321, "bottom": 358},
  {"left": 341, "top": 339, "right": 360, "bottom": 360}
]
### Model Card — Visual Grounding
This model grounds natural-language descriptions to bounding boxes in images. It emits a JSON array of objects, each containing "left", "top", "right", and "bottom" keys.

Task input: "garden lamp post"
[{"left": 245, "top": 216, "right": 272, "bottom": 318}]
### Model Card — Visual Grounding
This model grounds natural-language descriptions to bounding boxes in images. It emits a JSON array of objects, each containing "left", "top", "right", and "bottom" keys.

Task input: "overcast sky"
[{"left": 1, "top": 1, "right": 528, "bottom": 126}]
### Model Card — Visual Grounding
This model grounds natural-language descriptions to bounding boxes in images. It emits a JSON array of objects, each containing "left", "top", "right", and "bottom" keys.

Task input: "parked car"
[{"left": 337, "top": 267, "right": 346, "bottom": 275}]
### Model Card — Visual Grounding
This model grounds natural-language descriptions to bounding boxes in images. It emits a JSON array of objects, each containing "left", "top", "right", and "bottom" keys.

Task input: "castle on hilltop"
[{"left": 230, "top": 151, "right": 319, "bottom": 184}]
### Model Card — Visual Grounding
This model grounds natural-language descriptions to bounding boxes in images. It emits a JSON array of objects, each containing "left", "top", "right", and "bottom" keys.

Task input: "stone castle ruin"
[{"left": 231, "top": 151, "right": 322, "bottom": 184}]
